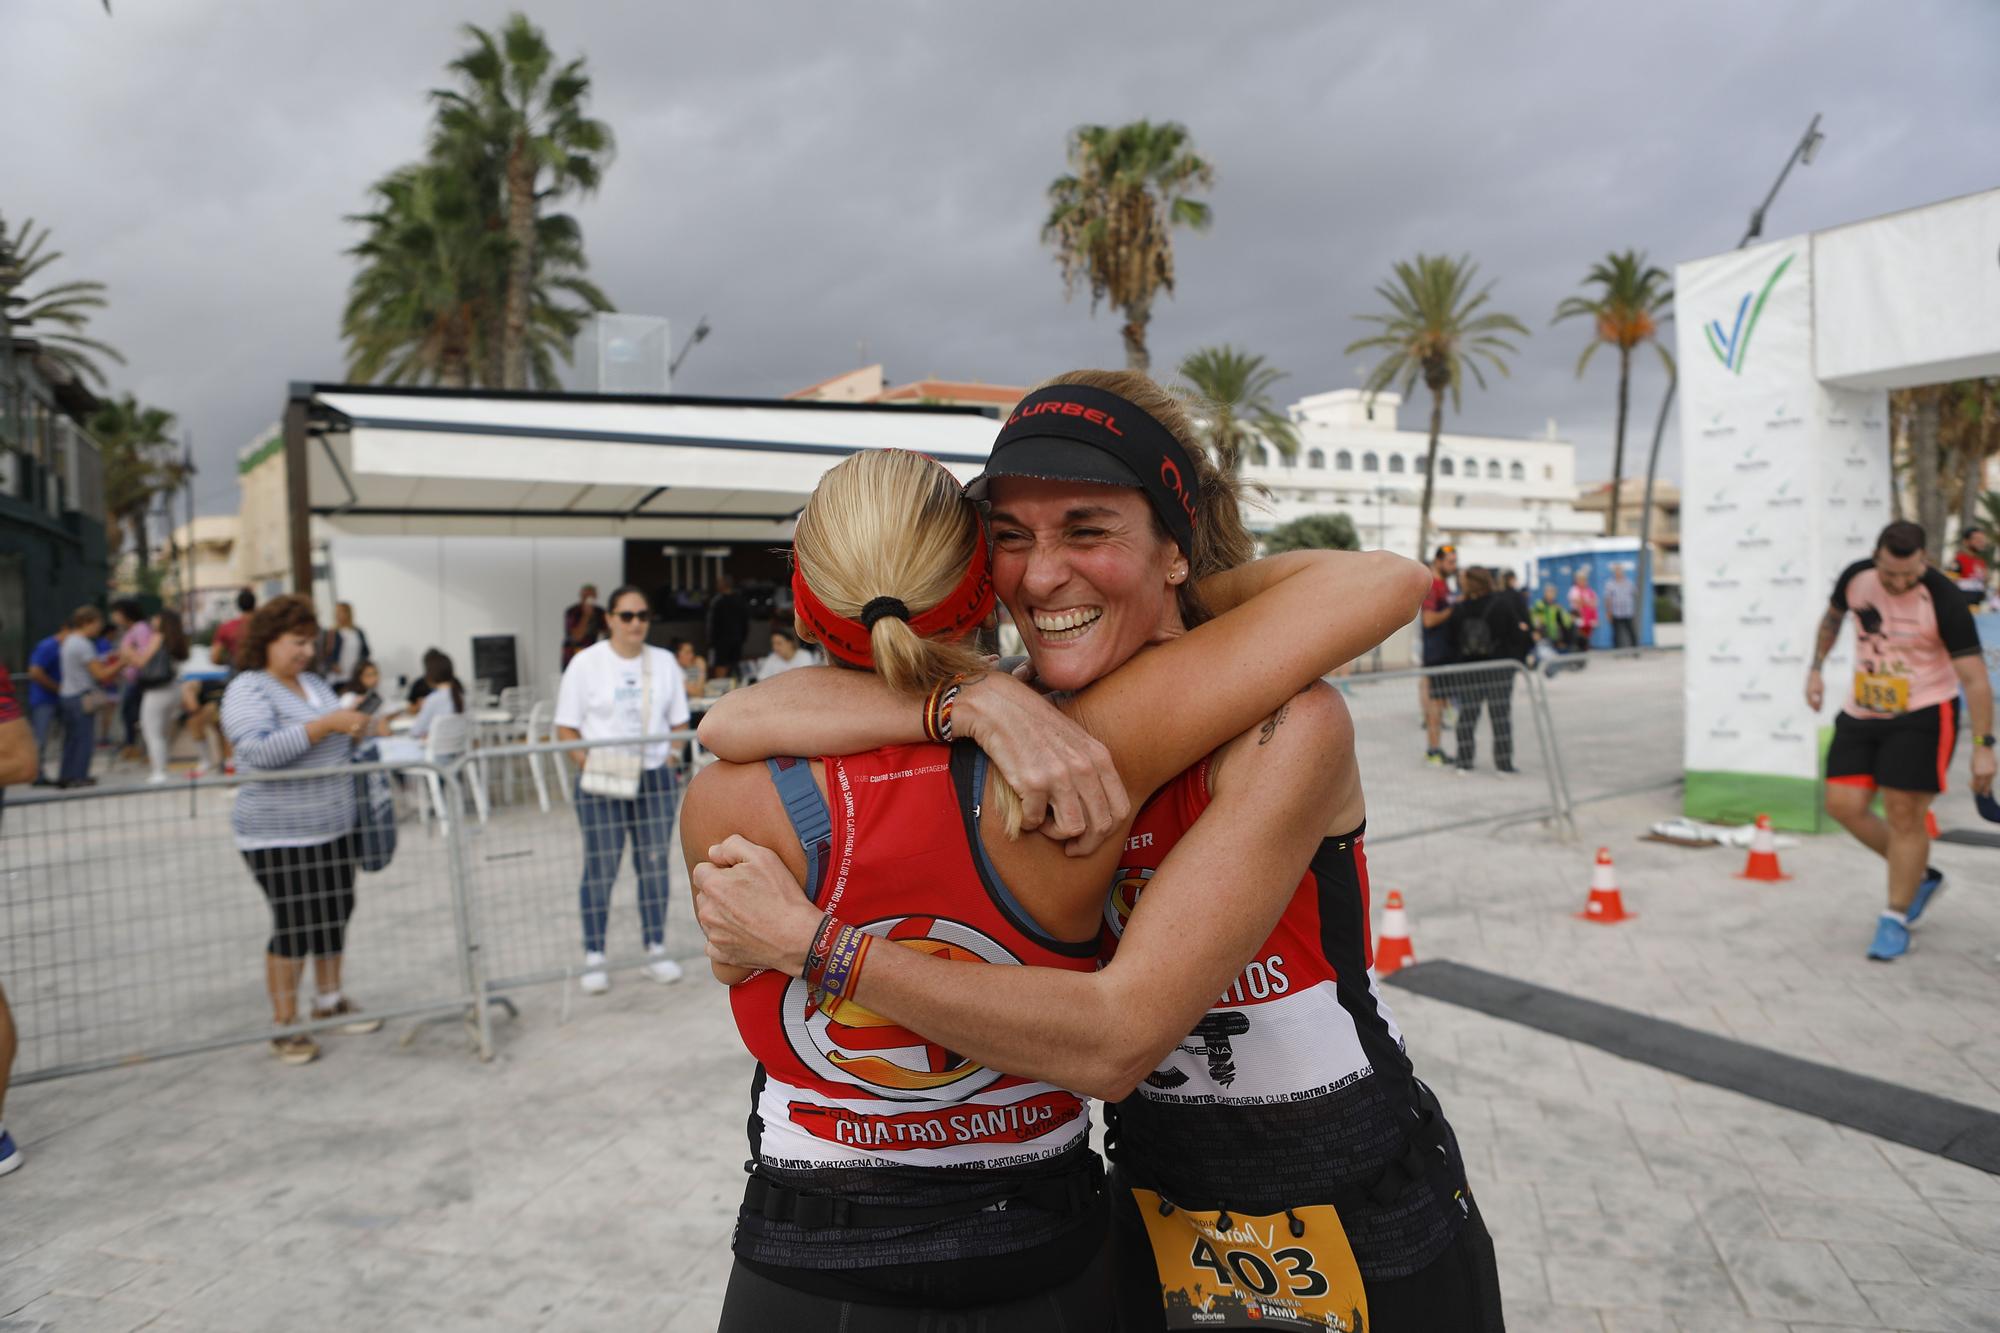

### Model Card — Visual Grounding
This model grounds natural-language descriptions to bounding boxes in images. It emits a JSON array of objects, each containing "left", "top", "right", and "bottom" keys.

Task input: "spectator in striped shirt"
[{"left": 221, "top": 594, "right": 395, "bottom": 1065}]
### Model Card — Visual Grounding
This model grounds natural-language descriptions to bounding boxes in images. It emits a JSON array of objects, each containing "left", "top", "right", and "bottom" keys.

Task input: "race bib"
[
  {"left": 1853, "top": 671, "right": 1910, "bottom": 715},
  {"left": 1132, "top": 1189, "right": 1366, "bottom": 1331}
]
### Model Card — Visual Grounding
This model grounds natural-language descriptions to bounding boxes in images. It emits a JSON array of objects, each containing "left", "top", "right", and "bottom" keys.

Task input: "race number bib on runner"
[
  {"left": 1853, "top": 670, "right": 1911, "bottom": 715},
  {"left": 1132, "top": 1188, "right": 1366, "bottom": 1331}
]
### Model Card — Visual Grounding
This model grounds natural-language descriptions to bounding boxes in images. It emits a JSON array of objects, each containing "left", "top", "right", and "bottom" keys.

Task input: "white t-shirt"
[
  {"left": 409, "top": 684, "right": 460, "bottom": 740},
  {"left": 753, "top": 647, "right": 819, "bottom": 681},
  {"left": 554, "top": 641, "right": 691, "bottom": 770}
]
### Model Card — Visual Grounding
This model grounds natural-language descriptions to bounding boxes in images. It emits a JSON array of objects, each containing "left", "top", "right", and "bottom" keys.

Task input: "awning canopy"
[{"left": 298, "top": 383, "right": 1003, "bottom": 542}]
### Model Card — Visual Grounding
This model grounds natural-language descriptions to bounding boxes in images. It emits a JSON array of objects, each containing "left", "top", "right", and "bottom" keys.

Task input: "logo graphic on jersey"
[
  {"left": 1144, "top": 1011, "right": 1253, "bottom": 1091},
  {"left": 1105, "top": 866, "right": 1153, "bottom": 937},
  {"left": 782, "top": 915, "right": 1014, "bottom": 1101}
]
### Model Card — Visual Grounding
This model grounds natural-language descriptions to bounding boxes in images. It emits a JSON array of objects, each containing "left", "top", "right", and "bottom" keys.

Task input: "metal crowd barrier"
[
  {"left": 1329, "top": 657, "right": 1574, "bottom": 846},
  {"left": 9, "top": 651, "right": 1699, "bottom": 1086},
  {"left": 0, "top": 732, "right": 697, "bottom": 1085}
]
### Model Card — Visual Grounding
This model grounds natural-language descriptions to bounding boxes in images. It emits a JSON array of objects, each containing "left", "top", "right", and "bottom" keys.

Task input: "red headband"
[{"left": 793, "top": 535, "right": 995, "bottom": 669}]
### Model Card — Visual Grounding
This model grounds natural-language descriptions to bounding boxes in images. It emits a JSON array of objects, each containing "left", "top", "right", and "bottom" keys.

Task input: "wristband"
[
  {"left": 936, "top": 680, "right": 964, "bottom": 743},
  {"left": 802, "top": 912, "right": 839, "bottom": 982},
  {"left": 1974, "top": 734, "right": 1996, "bottom": 749},
  {"left": 813, "top": 923, "right": 872, "bottom": 1002}
]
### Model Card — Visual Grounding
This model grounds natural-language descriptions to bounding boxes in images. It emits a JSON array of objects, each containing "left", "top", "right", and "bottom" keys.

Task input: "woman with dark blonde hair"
[
  {"left": 696, "top": 368, "right": 1505, "bottom": 1331},
  {"left": 683, "top": 395, "right": 1429, "bottom": 1327},
  {"left": 220, "top": 594, "right": 394, "bottom": 1065}
]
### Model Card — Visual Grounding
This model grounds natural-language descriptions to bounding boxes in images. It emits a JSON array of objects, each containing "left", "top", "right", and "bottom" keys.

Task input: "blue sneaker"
[
  {"left": 1867, "top": 914, "right": 1910, "bottom": 962},
  {"left": 0, "top": 1129, "right": 21, "bottom": 1177},
  {"left": 1905, "top": 867, "right": 1946, "bottom": 925}
]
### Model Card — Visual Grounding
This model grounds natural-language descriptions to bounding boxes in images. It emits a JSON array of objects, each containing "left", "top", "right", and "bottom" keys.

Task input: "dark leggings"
[
  {"left": 717, "top": 1231, "right": 1118, "bottom": 1333},
  {"left": 1111, "top": 1188, "right": 1505, "bottom": 1332},
  {"left": 244, "top": 836, "right": 358, "bottom": 959},
  {"left": 1453, "top": 667, "right": 1515, "bottom": 770}
]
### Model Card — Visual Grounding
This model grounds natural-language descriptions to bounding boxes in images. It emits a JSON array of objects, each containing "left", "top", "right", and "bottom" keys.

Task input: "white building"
[{"left": 1233, "top": 389, "right": 1600, "bottom": 571}]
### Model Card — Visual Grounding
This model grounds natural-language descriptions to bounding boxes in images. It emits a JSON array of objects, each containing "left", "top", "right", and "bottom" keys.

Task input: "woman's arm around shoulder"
[{"left": 694, "top": 684, "right": 1353, "bottom": 1100}]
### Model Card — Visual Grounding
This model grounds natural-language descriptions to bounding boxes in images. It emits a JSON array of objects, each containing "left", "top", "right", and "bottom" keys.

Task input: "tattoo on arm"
[
  {"left": 1258, "top": 701, "right": 1291, "bottom": 746},
  {"left": 1811, "top": 606, "right": 1843, "bottom": 671}
]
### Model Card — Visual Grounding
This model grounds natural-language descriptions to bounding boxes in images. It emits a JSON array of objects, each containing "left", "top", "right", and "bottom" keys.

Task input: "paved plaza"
[{"left": 5, "top": 653, "right": 2000, "bottom": 1331}]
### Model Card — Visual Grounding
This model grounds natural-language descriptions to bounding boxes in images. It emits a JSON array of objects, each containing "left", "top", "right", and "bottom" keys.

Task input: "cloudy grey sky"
[{"left": 8, "top": 0, "right": 1998, "bottom": 515}]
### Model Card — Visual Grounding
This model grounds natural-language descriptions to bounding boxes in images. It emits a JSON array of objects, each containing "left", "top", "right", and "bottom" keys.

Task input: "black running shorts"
[{"left": 1826, "top": 702, "right": 1959, "bottom": 795}]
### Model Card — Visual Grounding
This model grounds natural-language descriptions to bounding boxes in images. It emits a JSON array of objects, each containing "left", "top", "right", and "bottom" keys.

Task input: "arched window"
[
  {"left": 1335, "top": 449, "right": 1353, "bottom": 471},
  {"left": 1439, "top": 458, "right": 1455, "bottom": 477},
  {"left": 1387, "top": 454, "right": 1406, "bottom": 474},
  {"left": 1415, "top": 455, "right": 1430, "bottom": 475},
  {"left": 1462, "top": 457, "right": 1479, "bottom": 477},
  {"left": 1509, "top": 461, "right": 1525, "bottom": 481},
  {"left": 1250, "top": 444, "right": 1269, "bottom": 467},
  {"left": 1544, "top": 464, "right": 1555, "bottom": 480},
  {"left": 1361, "top": 451, "right": 1380, "bottom": 472},
  {"left": 1308, "top": 448, "right": 1325, "bottom": 469}
]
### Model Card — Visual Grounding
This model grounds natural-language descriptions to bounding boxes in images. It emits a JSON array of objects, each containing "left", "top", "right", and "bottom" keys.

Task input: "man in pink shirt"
[{"left": 1808, "top": 521, "right": 1996, "bottom": 961}]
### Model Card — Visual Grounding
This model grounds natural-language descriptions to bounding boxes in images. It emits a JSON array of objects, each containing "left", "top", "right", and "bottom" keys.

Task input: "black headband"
[{"left": 980, "top": 384, "right": 1200, "bottom": 554}]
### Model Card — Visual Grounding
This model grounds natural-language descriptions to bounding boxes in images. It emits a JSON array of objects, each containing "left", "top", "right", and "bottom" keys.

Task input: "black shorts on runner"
[{"left": 1826, "top": 701, "right": 1960, "bottom": 794}]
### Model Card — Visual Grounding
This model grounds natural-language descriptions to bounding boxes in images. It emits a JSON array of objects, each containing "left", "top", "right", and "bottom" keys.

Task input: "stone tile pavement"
[{"left": 5, "top": 667, "right": 2000, "bottom": 1329}]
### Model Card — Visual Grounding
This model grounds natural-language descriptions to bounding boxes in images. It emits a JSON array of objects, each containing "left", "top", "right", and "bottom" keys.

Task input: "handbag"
[
  {"left": 137, "top": 642, "right": 176, "bottom": 689},
  {"left": 579, "top": 649, "right": 650, "bottom": 801},
  {"left": 351, "top": 739, "right": 399, "bottom": 873}
]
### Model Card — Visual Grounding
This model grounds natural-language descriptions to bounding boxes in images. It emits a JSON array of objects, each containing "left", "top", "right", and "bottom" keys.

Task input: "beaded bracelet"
[
  {"left": 935, "top": 680, "right": 964, "bottom": 743},
  {"left": 802, "top": 912, "right": 839, "bottom": 983}
]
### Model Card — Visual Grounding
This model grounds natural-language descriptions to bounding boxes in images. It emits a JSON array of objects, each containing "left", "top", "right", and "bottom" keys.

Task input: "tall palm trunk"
[
  {"left": 131, "top": 511, "right": 151, "bottom": 574},
  {"left": 1913, "top": 392, "right": 1943, "bottom": 559},
  {"left": 1607, "top": 344, "right": 1632, "bottom": 535},
  {"left": 502, "top": 138, "right": 536, "bottom": 389},
  {"left": 1960, "top": 416, "right": 1988, "bottom": 536},
  {"left": 1121, "top": 295, "right": 1152, "bottom": 372},
  {"left": 1416, "top": 384, "right": 1444, "bottom": 560}
]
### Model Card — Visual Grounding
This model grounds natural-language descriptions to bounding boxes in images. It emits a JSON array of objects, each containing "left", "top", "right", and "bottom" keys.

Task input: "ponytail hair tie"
[{"left": 860, "top": 597, "right": 911, "bottom": 629}]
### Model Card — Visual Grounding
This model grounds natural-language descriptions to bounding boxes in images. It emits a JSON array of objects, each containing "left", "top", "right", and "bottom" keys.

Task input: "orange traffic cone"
[
  {"left": 1576, "top": 847, "right": 1633, "bottom": 923},
  {"left": 1737, "top": 814, "right": 1790, "bottom": 882},
  {"left": 1374, "top": 890, "right": 1415, "bottom": 975}
]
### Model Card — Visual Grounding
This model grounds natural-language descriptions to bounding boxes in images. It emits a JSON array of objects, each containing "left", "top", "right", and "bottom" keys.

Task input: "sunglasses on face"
[{"left": 612, "top": 610, "right": 652, "bottom": 624}]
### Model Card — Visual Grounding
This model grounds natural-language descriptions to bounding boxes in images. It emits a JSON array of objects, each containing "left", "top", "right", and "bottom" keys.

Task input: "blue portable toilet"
[{"left": 1527, "top": 540, "right": 1652, "bottom": 649}]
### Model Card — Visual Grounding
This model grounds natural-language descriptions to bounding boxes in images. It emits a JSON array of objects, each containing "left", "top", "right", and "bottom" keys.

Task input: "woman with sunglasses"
[{"left": 553, "top": 584, "right": 692, "bottom": 993}]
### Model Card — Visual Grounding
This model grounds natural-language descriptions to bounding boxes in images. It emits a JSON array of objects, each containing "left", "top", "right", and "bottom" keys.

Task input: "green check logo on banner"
[{"left": 1704, "top": 254, "right": 1796, "bottom": 373}]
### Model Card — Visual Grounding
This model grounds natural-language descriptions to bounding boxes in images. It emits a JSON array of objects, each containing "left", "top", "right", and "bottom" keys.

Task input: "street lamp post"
[
  {"left": 1636, "top": 113, "right": 1824, "bottom": 619},
  {"left": 668, "top": 315, "right": 711, "bottom": 383}
]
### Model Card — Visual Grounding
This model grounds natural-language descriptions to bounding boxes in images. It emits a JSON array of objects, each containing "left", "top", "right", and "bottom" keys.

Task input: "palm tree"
[
  {"left": 1553, "top": 251, "right": 1674, "bottom": 535},
  {"left": 1344, "top": 254, "right": 1528, "bottom": 559},
  {"left": 1263, "top": 512, "right": 1359, "bottom": 554},
  {"left": 432, "top": 14, "right": 614, "bottom": 389},
  {"left": 91, "top": 394, "right": 180, "bottom": 576},
  {"left": 342, "top": 163, "right": 505, "bottom": 388},
  {"left": 0, "top": 212, "right": 125, "bottom": 388},
  {"left": 1043, "top": 121, "right": 1213, "bottom": 372},
  {"left": 1941, "top": 378, "right": 2000, "bottom": 536},
  {"left": 1175, "top": 345, "right": 1301, "bottom": 474}
]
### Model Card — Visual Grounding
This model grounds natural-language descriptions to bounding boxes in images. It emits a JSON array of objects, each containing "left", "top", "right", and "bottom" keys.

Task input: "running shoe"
[
  {"left": 1425, "top": 749, "right": 1446, "bottom": 767},
  {"left": 271, "top": 1031, "right": 320, "bottom": 1065},
  {"left": 0, "top": 1128, "right": 21, "bottom": 1176},
  {"left": 313, "top": 998, "right": 384, "bottom": 1035},
  {"left": 1866, "top": 914, "right": 1910, "bottom": 962},
  {"left": 1905, "top": 867, "right": 1946, "bottom": 926},
  {"left": 644, "top": 944, "right": 685, "bottom": 985},
  {"left": 580, "top": 952, "right": 610, "bottom": 994}
]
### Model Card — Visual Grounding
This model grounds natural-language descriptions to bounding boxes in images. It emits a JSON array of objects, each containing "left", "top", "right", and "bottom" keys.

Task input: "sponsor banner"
[{"left": 1676, "top": 237, "right": 1891, "bottom": 806}]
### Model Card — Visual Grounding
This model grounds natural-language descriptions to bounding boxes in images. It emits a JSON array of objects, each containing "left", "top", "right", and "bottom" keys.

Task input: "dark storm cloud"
[{"left": 7, "top": 0, "right": 1997, "bottom": 514}]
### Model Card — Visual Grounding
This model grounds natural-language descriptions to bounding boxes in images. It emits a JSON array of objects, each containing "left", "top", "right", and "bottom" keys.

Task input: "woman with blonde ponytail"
[{"left": 683, "top": 416, "right": 1431, "bottom": 1327}]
